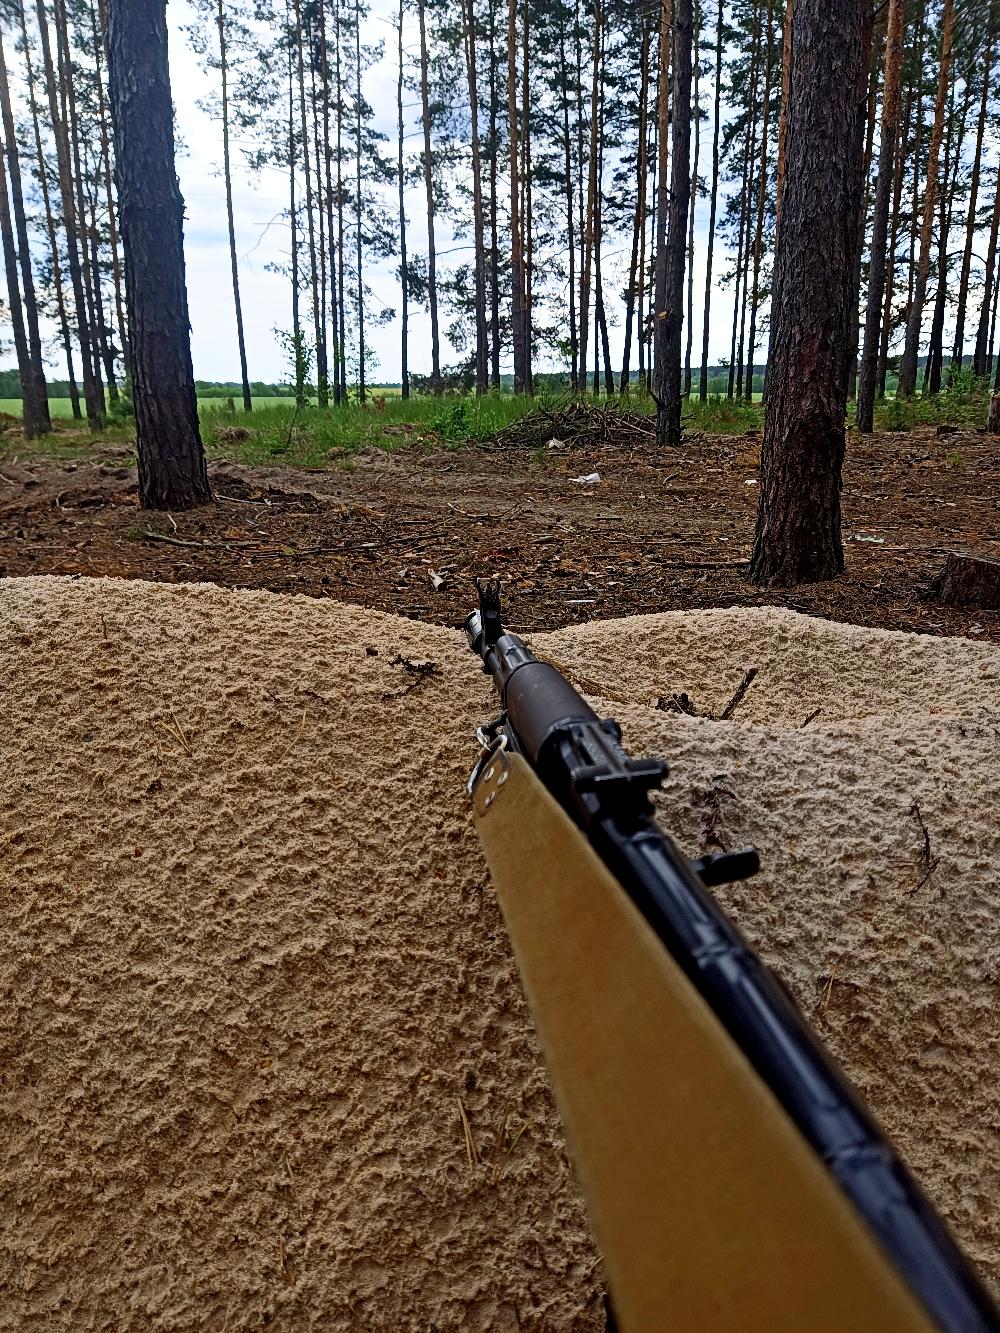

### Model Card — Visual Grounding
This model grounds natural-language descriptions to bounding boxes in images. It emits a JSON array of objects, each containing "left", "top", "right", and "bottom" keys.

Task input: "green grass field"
[
  {"left": 0, "top": 395, "right": 299, "bottom": 418},
  {"left": 0, "top": 369, "right": 991, "bottom": 470}
]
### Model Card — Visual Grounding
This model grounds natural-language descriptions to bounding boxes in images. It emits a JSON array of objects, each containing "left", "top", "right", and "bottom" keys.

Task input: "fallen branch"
[
  {"left": 719, "top": 668, "right": 759, "bottom": 720},
  {"left": 140, "top": 529, "right": 250, "bottom": 550}
]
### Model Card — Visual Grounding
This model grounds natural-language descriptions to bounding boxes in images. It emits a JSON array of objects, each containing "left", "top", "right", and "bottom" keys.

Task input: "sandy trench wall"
[{"left": 1, "top": 576, "right": 999, "bottom": 1329}]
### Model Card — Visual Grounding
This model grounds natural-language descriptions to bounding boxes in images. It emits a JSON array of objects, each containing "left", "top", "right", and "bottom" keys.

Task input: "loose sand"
[{"left": 1, "top": 576, "right": 998, "bottom": 1330}]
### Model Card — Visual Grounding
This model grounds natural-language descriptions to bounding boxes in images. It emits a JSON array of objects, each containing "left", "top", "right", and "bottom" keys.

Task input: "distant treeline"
[{"left": 0, "top": 366, "right": 924, "bottom": 401}]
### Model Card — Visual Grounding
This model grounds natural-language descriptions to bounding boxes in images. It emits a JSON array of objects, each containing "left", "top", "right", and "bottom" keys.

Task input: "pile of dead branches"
[{"left": 489, "top": 399, "right": 657, "bottom": 452}]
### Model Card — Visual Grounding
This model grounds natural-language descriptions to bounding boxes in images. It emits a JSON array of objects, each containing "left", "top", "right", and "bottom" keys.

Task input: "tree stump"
[
  {"left": 934, "top": 551, "right": 1000, "bottom": 610},
  {"left": 987, "top": 394, "right": 1000, "bottom": 435}
]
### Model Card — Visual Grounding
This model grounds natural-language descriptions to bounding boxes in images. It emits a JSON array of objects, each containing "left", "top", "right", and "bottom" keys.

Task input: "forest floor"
[{"left": 1, "top": 412, "right": 998, "bottom": 642}]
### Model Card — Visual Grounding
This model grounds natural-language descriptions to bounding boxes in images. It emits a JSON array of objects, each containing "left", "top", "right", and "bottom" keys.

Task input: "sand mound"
[{"left": 1, "top": 577, "right": 998, "bottom": 1329}]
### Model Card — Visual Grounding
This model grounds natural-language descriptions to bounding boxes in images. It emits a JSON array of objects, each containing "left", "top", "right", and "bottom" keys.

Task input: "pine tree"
[
  {"left": 656, "top": 0, "right": 691, "bottom": 445},
  {"left": 106, "top": 0, "right": 210, "bottom": 508},
  {"left": 897, "top": 0, "right": 955, "bottom": 398},
  {"left": 750, "top": 0, "right": 871, "bottom": 586},
  {"left": 0, "top": 24, "right": 49, "bottom": 435},
  {"left": 857, "top": 0, "right": 903, "bottom": 432}
]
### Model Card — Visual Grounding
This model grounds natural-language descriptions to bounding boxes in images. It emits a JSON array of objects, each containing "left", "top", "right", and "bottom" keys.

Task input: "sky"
[{"left": 165, "top": 0, "right": 741, "bottom": 386}]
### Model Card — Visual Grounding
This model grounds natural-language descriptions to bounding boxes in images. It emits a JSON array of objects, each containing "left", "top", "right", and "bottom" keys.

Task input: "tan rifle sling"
[{"left": 473, "top": 749, "right": 936, "bottom": 1333}]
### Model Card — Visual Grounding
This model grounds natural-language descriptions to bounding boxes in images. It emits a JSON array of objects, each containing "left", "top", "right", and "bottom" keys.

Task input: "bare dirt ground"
[
  {"left": 1, "top": 577, "right": 998, "bottom": 1331},
  {"left": 0, "top": 422, "right": 998, "bottom": 640}
]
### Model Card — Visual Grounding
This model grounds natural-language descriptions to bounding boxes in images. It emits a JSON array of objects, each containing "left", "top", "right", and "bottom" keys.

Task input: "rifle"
[{"left": 465, "top": 577, "right": 998, "bottom": 1332}]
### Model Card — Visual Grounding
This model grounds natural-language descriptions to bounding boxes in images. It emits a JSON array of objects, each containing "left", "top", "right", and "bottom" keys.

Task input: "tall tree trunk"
[
  {"left": 856, "top": 0, "right": 904, "bottom": 432},
  {"left": 507, "top": 0, "right": 528, "bottom": 392},
  {"left": 699, "top": 0, "right": 723, "bottom": 401},
  {"left": 878, "top": 75, "right": 911, "bottom": 395},
  {"left": 594, "top": 66, "right": 612, "bottom": 401},
  {"left": 353, "top": 0, "right": 366, "bottom": 403},
  {"left": 561, "top": 23, "right": 579, "bottom": 392},
  {"left": 217, "top": 0, "right": 252, "bottom": 411},
  {"left": 638, "top": 91, "right": 650, "bottom": 390},
  {"left": 0, "top": 30, "right": 49, "bottom": 436},
  {"left": 106, "top": 0, "right": 210, "bottom": 509},
  {"left": 309, "top": 31, "right": 328, "bottom": 409},
  {"left": 579, "top": 0, "right": 600, "bottom": 397},
  {"left": 735, "top": 4, "right": 762, "bottom": 399},
  {"left": 926, "top": 63, "right": 969, "bottom": 394},
  {"left": 521, "top": 0, "right": 533, "bottom": 394},
  {"left": 683, "top": 1, "right": 700, "bottom": 398},
  {"left": 652, "top": 0, "right": 671, "bottom": 413},
  {"left": 574, "top": 0, "right": 587, "bottom": 388},
  {"left": 622, "top": 21, "right": 650, "bottom": 392},
  {"left": 59, "top": 0, "right": 105, "bottom": 410},
  {"left": 904, "top": 8, "right": 926, "bottom": 325},
  {"left": 287, "top": 27, "right": 302, "bottom": 401},
  {"left": 989, "top": 257, "right": 1000, "bottom": 373},
  {"left": 773, "top": 0, "right": 794, "bottom": 241},
  {"left": 417, "top": 0, "right": 441, "bottom": 393},
  {"left": 845, "top": 25, "right": 879, "bottom": 400},
  {"left": 465, "top": 0, "right": 488, "bottom": 395},
  {"left": 974, "top": 160, "right": 1000, "bottom": 377},
  {"left": 36, "top": 0, "right": 102, "bottom": 427},
  {"left": 953, "top": 17, "right": 994, "bottom": 371},
  {"left": 746, "top": 0, "right": 776, "bottom": 404},
  {"left": 294, "top": 0, "right": 324, "bottom": 407},
  {"left": 396, "top": 0, "right": 409, "bottom": 398},
  {"left": 0, "top": 136, "right": 41, "bottom": 438},
  {"left": 657, "top": 0, "right": 690, "bottom": 446},
  {"left": 749, "top": 0, "right": 871, "bottom": 586},
  {"left": 319, "top": 0, "right": 342, "bottom": 404},
  {"left": 84, "top": 147, "right": 119, "bottom": 404},
  {"left": 897, "top": 0, "right": 955, "bottom": 398},
  {"left": 21, "top": 5, "right": 79, "bottom": 418},
  {"left": 488, "top": 0, "right": 500, "bottom": 389},
  {"left": 93, "top": 0, "right": 129, "bottom": 379}
]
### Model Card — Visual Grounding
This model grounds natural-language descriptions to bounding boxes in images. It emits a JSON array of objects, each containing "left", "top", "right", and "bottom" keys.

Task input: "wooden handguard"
[{"left": 473, "top": 747, "right": 935, "bottom": 1332}]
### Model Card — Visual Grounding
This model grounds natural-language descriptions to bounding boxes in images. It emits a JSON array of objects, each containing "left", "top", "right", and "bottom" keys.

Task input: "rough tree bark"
[
  {"left": 897, "top": 0, "right": 955, "bottom": 398},
  {"left": 934, "top": 551, "right": 1000, "bottom": 608},
  {"left": 106, "top": 0, "right": 211, "bottom": 510},
  {"left": 856, "top": 0, "right": 903, "bottom": 432},
  {"left": 774, "top": 0, "right": 794, "bottom": 241},
  {"left": 749, "top": 0, "right": 870, "bottom": 586},
  {"left": 656, "top": 0, "right": 690, "bottom": 445}
]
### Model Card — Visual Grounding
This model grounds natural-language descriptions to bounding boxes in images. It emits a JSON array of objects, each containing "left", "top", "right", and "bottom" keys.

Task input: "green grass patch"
[
  {"left": 872, "top": 368, "right": 990, "bottom": 431},
  {"left": 201, "top": 394, "right": 547, "bottom": 466},
  {"left": 683, "top": 393, "right": 763, "bottom": 433}
]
